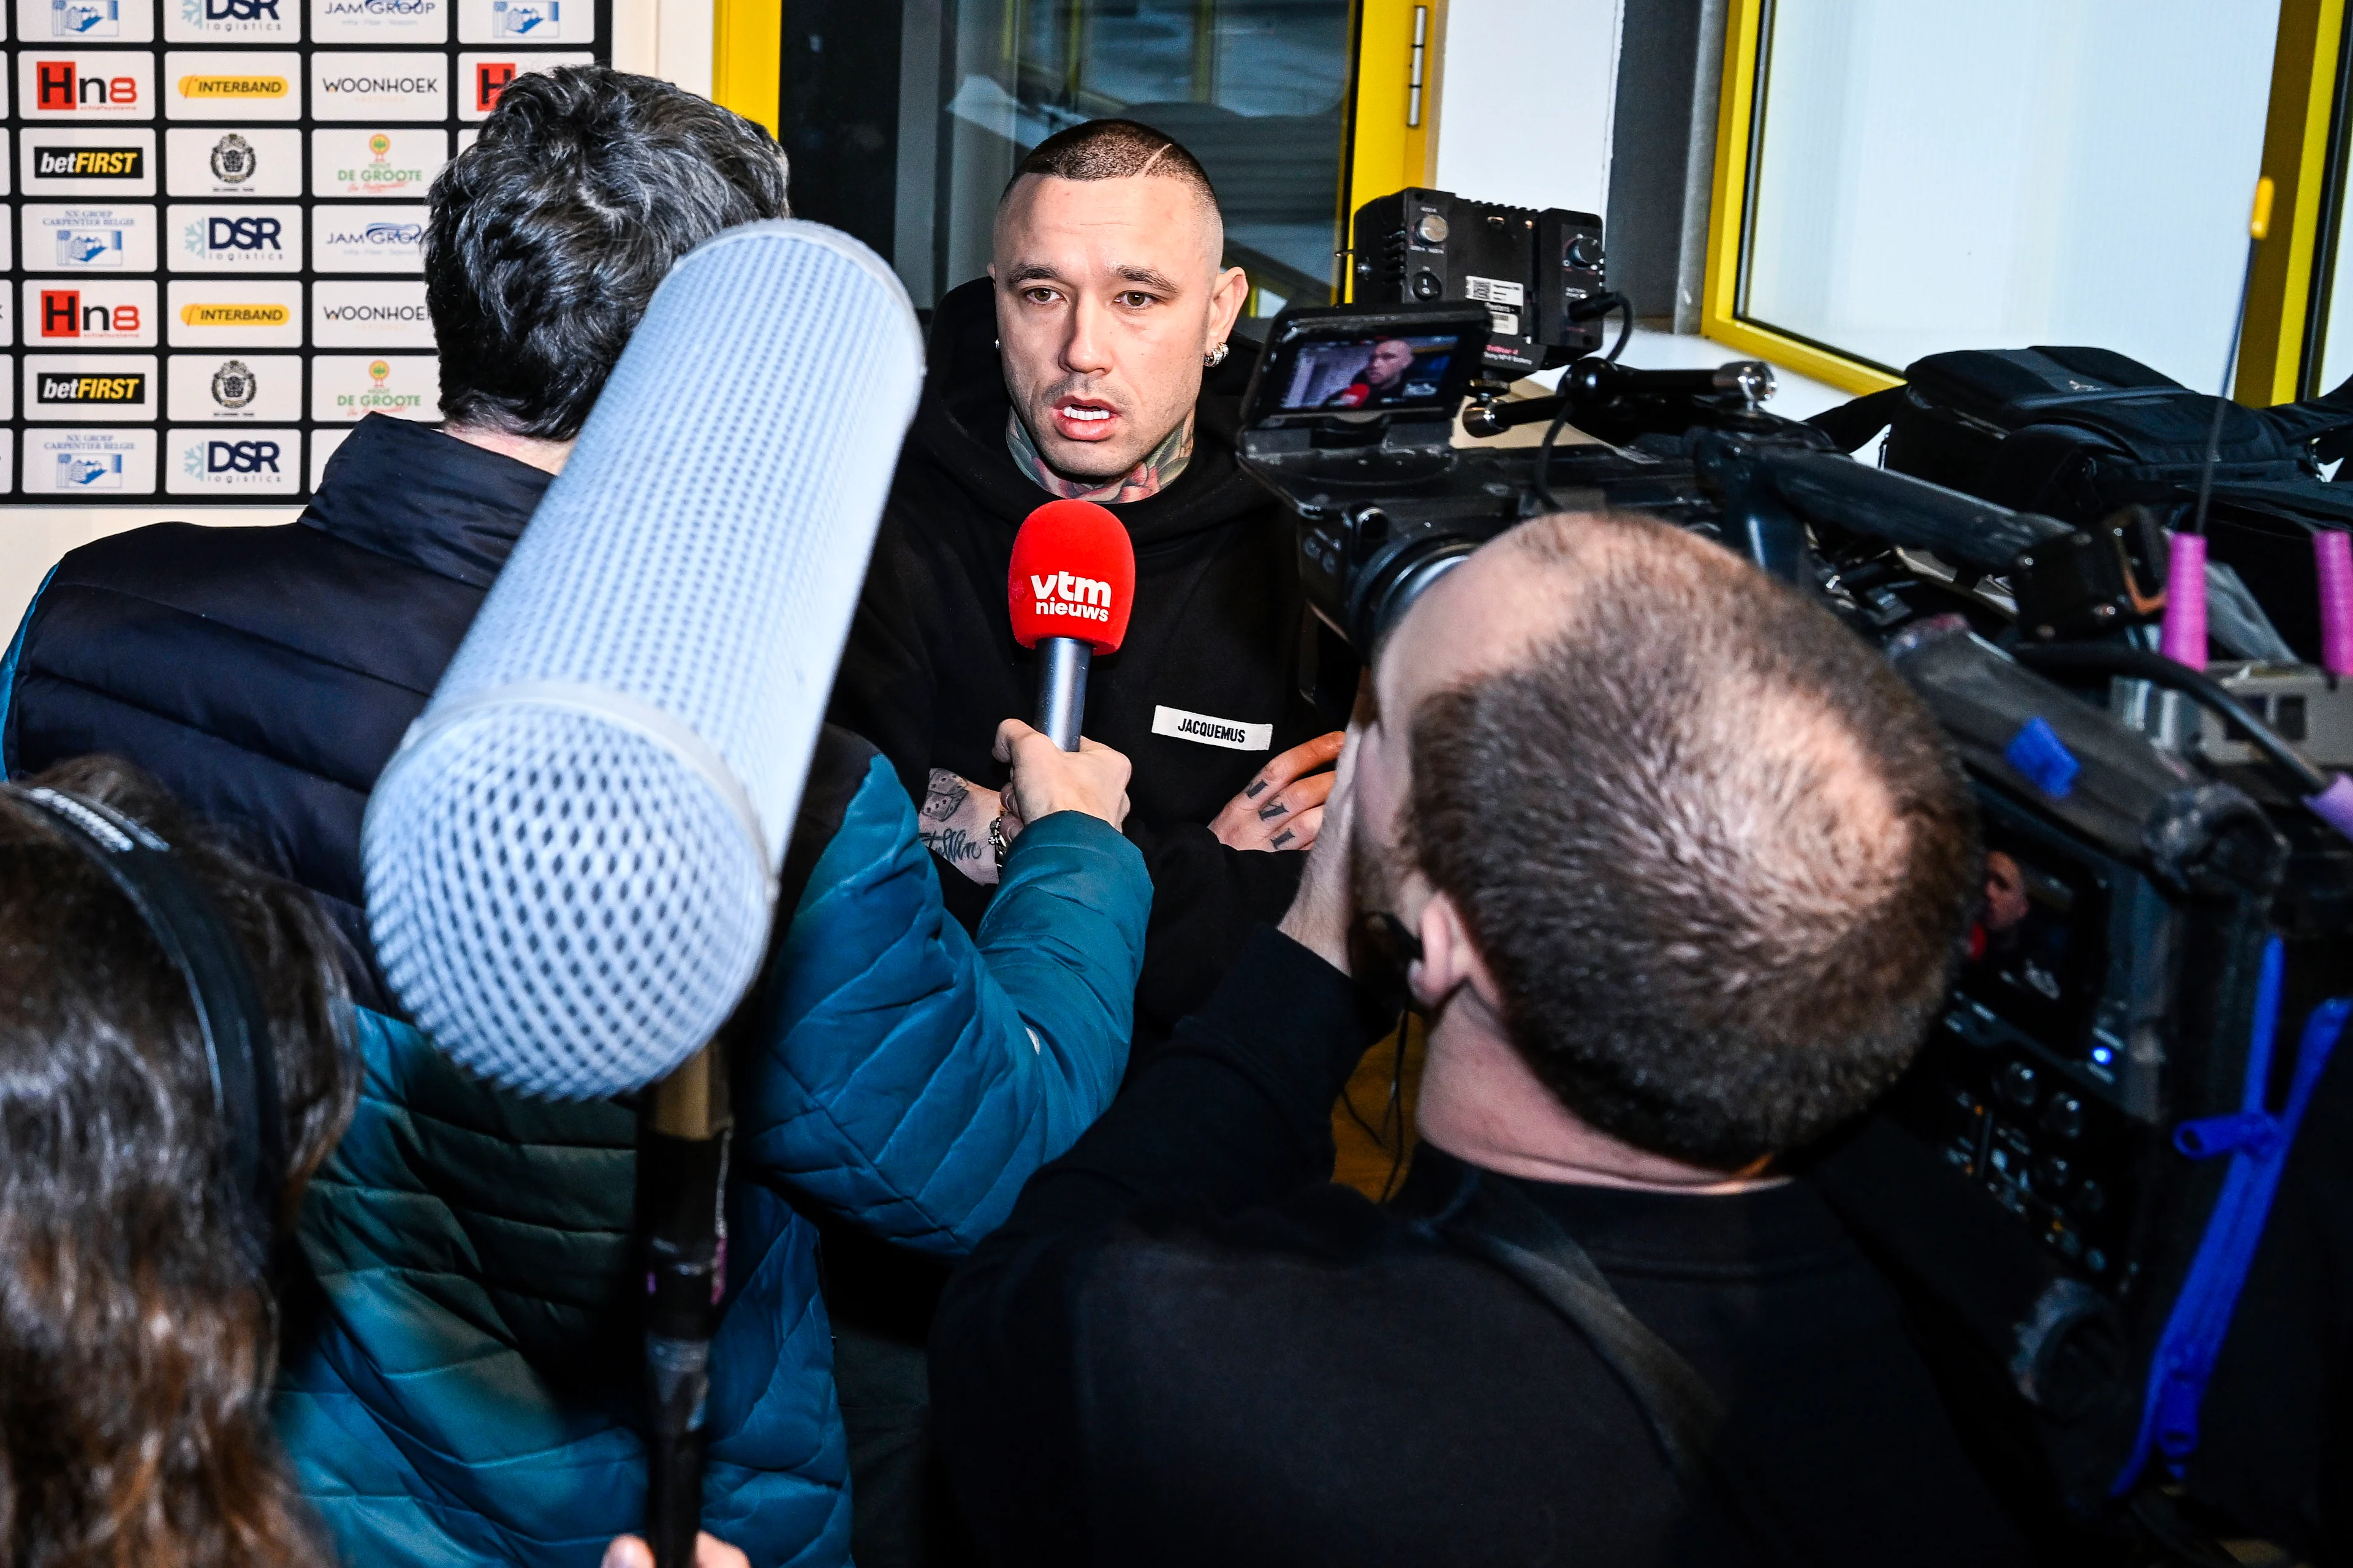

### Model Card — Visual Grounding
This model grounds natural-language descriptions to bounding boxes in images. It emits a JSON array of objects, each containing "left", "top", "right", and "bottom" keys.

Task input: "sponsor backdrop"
[{"left": 3, "top": 0, "right": 608, "bottom": 497}]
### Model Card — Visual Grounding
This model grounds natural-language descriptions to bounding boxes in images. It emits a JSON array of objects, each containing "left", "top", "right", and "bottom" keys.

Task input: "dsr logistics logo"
[
  {"left": 181, "top": 300, "right": 290, "bottom": 325},
  {"left": 178, "top": 71, "right": 288, "bottom": 97}
]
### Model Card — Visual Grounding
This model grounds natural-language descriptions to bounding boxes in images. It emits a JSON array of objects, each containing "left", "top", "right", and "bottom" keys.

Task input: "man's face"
[
  {"left": 1365, "top": 338, "right": 1415, "bottom": 389},
  {"left": 992, "top": 174, "right": 1249, "bottom": 482}
]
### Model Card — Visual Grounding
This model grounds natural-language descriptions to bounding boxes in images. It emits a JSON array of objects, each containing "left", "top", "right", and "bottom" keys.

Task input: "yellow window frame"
[{"left": 1701, "top": 0, "right": 2345, "bottom": 405}]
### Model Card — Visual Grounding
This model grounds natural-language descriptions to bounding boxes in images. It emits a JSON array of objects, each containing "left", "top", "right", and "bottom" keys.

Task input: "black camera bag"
[{"left": 1811, "top": 347, "right": 2353, "bottom": 659}]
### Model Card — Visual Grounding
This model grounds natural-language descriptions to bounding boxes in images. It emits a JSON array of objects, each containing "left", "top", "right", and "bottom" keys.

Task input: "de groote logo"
[
  {"left": 337, "top": 132, "right": 428, "bottom": 190},
  {"left": 335, "top": 357, "right": 423, "bottom": 414}
]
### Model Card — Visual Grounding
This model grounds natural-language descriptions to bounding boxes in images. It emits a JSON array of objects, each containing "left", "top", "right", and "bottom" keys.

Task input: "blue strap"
[{"left": 2112, "top": 936, "right": 2351, "bottom": 1492}]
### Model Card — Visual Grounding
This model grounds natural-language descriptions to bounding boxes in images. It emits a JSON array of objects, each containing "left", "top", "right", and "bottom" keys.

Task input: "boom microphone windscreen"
[
  {"left": 362, "top": 221, "right": 923, "bottom": 1100},
  {"left": 1007, "top": 499, "right": 1135, "bottom": 653}
]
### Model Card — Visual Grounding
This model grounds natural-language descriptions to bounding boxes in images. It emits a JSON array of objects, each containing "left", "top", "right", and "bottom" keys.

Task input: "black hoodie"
[{"left": 828, "top": 278, "right": 1327, "bottom": 1043}]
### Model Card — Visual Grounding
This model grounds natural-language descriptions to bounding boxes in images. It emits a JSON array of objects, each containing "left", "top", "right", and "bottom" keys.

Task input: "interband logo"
[
  {"left": 180, "top": 72, "right": 289, "bottom": 96},
  {"left": 181, "top": 301, "right": 289, "bottom": 325},
  {"left": 1028, "top": 571, "right": 1112, "bottom": 623},
  {"left": 35, "top": 146, "right": 141, "bottom": 177},
  {"left": 39, "top": 372, "right": 146, "bottom": 403}
]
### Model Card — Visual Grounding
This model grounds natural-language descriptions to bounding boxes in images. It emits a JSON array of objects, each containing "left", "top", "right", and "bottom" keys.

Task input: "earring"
[{"left": 1205, "top": 343, "right": 1229, "bottom": 368}]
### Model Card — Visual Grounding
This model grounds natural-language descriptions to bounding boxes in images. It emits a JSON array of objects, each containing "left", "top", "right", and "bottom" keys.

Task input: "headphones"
[{"left": 5, "top": 785, "right": 286, "bottom": 1270}]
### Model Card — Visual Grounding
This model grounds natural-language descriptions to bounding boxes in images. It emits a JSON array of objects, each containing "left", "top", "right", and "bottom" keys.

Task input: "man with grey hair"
[{"left": 929, "top": 512, "right": 2032, "bottom": 1565}]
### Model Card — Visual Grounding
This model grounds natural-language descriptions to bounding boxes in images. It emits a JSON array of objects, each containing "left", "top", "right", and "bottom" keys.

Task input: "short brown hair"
[
  {"left": 1406, "top": 515, "right": 1979, "bottom": 1169},
  {"left": 1004, "top": 118, "right": 1218, "bottom": 208}
]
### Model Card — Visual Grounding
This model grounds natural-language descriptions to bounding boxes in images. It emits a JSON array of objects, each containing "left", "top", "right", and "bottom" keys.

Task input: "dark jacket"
[
  {"left": 928, "top": 928, "right": 2033, "bottom": 1567},
  {"left": 1, "top": 412, "right": 1153, "bottom": 1567},
  {"left": 828, "top": 278, "right": 1327, "bottom": 1041}
]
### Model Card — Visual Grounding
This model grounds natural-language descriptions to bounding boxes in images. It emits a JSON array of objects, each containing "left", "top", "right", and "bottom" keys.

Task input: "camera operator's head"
[
  {"left": 992, "top": 119, "right": 1251, "bottom": 498},
  {"left": 0, "top": 756, "right": 356, "bottom": 1566},
  {"left": 426, "top": 66, "right": 790, "bottom": 468},
  {"left": 1352, "top": 513, "right": 1977, "bottom": 1180}
]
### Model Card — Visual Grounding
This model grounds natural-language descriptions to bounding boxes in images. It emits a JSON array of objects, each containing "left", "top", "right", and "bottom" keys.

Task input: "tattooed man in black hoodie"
[{"left": 830, "top": 119, "right": 1343, "bottom": 1053}]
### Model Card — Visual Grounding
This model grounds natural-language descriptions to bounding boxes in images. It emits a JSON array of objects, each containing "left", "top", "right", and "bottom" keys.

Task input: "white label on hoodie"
[{"left": 1151, "top": 704, "right": 1271, "bottom": 752}]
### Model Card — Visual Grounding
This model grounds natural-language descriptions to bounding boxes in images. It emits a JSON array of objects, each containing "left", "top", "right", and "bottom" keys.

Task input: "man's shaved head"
[
  {"left": 1005, "top": 118, "right": 1219, "bottom": 211},
  {"left": 1375, "top": 513, "right": 1979, "bottom": 1168}
]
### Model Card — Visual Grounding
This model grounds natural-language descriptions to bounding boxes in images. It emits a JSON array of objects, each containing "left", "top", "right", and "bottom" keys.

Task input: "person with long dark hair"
[{"left": 0, "top": 755, "right": 357, "bottom": 1568}]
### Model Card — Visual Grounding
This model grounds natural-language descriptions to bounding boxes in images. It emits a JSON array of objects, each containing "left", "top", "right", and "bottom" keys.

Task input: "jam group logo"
[
  {"left": 313, "top": 0, "right": 444, "bottom": 44},
  {"left": 314, "top": 205, "right": 425, "bottom": 271}
]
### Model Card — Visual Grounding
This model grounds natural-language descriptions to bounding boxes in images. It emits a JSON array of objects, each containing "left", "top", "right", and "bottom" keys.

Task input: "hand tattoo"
[
  {"left": 928, "top": 826, "right": 983, "bottom": 864},
  {"left": 1257, "top": 799, "right": 1289, "bottom": 821},
  {"left": 1243, "top": 778, "right": 1269, "bottom": 798},
  {"left": 922, "top": 768, "right": 970, "bottom": 823},
  {"left": 1271, "top": 829, "right": 1297, "bottom": 849}
]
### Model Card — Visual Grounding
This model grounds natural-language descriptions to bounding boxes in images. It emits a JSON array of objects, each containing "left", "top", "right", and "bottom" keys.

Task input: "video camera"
[{"left": 1237, "top": 287, "right": 2352, "bottom": 1559}]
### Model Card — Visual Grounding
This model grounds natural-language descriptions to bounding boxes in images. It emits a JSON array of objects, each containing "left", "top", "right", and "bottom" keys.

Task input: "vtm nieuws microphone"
[{"left": 1008, "top": 499, "right": 1136, "bottom": 750}]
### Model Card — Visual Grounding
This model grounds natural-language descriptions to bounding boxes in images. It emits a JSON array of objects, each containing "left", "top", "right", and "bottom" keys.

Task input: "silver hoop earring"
[{"left": 1205, "top": 343, "right": 1229, "bottom": 368}]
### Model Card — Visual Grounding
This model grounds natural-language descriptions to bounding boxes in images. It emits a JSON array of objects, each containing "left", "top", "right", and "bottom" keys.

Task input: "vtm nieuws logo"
[
  {"left": 37, "top": 61, "right": 140, "bottom": 110},
  {"left": 1028, "top": 571, "right": 1112, "bottom": 623}
]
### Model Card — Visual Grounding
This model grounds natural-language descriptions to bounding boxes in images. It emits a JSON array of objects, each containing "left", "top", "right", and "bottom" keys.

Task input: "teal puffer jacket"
[{"left": 273, "top": 741, "right": 1150, "bottom": 1567}]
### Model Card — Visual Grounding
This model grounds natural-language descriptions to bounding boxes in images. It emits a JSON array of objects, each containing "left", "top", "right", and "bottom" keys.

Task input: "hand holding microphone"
[{"left": 993, "top": 719, "right": 1131, "bottom": 836}]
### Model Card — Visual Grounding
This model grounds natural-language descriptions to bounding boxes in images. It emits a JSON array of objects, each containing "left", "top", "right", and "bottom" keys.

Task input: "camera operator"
[
  {"left": 829, "top": 118, "right": 1343, "bottom": 1048},
  {"left": 928, "top": 512, "right": 2031, "bottom": 1565},
  {"left": 2, "top": 69, "right": 1154, "bottom": 1568}
]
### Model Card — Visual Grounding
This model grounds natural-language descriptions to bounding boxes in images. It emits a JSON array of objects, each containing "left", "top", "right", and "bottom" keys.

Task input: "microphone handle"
[
  {"left": 1036, "top": 637, "right": 1091, "bottom": 752},
  {"left": 640, "top": 1045, "right": 732, "bottom": 1568}
]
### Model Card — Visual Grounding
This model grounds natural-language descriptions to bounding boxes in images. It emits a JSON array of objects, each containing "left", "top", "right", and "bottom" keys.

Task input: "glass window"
[
  {"left": 902, "top": 0, "right": 1351, "bottom": 309},
  {"left": 1736, "top": 0, "right": 2279, "bottom": 388}
]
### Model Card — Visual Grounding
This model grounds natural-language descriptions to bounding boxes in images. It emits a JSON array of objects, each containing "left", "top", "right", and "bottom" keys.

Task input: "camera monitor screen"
[
  {"left": 1274, "top": 334, "right": 1463, "bottom": 413},
  {"left": 1956, "top": 820, "right": 2110, "bottom": 1065}
]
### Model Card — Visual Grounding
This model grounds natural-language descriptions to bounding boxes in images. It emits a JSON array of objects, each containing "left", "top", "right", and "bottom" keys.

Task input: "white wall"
[{"left": 1433, "top": 0, "right": 1625, "bottom": 217}]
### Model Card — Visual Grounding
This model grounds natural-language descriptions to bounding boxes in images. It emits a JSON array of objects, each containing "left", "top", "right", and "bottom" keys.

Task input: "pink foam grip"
[
  {"left": 2317, "top": 531, "right": 2353, "bottom": 676},
  {"left": 2161, "top": 531, "right": 2208, "bottom": 668},
  {"left": 2308, "top": 774, "right": 2353, "bottom": 843}
]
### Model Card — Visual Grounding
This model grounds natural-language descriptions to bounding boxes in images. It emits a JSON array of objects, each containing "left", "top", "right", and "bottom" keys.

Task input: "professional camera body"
[{"left": 1237, "top": 290, "right": 2352, "bottom": 1561}]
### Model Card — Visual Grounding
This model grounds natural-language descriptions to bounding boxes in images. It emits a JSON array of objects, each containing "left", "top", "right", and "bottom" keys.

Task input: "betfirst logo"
[
  {"left": 37, "top": 59, "right": 140, "bottom": 108},
  {"left": 34, "top": 146, "right": 142, "bottom": 177},
  {"left": 1027, "top": 571, "right": 1113, "bottom": 623}
]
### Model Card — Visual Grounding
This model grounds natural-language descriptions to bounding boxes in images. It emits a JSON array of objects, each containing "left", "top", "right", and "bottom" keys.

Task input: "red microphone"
[{"left": 1008, "top": 499, "right": 1135, "bottom": 750}]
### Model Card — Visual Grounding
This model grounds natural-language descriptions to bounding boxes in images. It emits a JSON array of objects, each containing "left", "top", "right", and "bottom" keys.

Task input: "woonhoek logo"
[{"left": 1028, "top": 571, "right": 1113, "bottom": 623}]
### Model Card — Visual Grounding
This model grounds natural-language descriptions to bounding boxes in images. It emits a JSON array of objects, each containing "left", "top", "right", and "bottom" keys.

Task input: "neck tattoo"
[{"left": 1007, "top": 410, "right": 1194, "bottom": 503}]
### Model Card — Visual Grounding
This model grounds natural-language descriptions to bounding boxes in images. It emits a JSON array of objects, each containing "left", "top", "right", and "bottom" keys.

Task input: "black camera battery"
[{"left": 1349, "top": 188, "right": 1608, "bottom": 382}]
